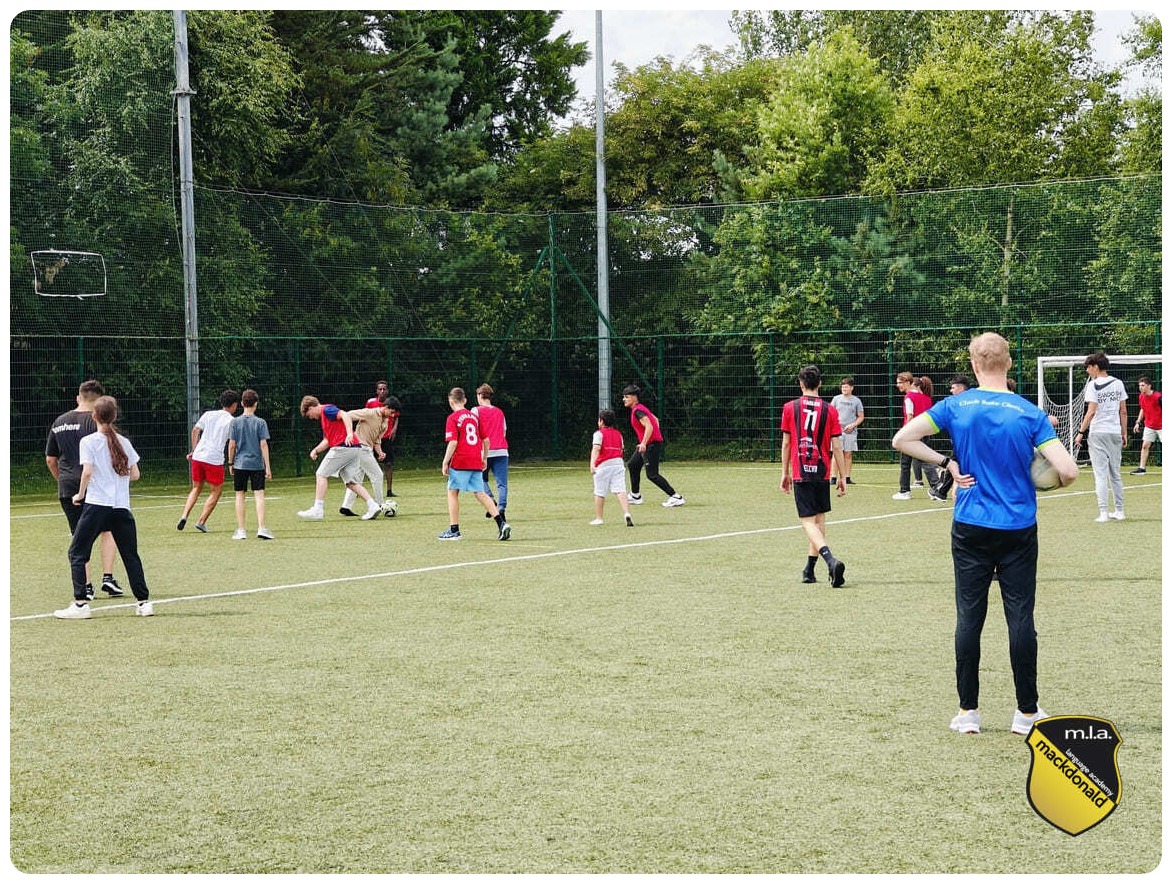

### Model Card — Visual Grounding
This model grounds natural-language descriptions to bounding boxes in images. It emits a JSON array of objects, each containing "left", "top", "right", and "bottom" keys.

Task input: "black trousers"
[
  {"left": 627, "top": 441, "right": 676, "bottom": 497},
  {"left": 68, "top": 504, "right": 150, "bottom": 602},
  {"left": 951, "top": 521, "right": 1039, "bottom": 713}
]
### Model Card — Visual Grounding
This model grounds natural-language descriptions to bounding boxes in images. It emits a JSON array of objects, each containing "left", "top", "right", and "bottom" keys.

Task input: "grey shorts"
[{"left": 316, "top": 447, "right": 363, "bottom": 484}]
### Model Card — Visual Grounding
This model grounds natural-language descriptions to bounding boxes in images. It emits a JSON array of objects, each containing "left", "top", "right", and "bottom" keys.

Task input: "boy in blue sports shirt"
[
  {"left": 227, "top": 389, "right": 274, "bottom": 540},
  {"left": 893, "top": 332, "right": 1078, "bottom": 737}
]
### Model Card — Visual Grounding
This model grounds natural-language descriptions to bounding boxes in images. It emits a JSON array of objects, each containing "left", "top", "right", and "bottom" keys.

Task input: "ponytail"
[{"left": 93, "top": 396, "right": 130, "bottom": 476}]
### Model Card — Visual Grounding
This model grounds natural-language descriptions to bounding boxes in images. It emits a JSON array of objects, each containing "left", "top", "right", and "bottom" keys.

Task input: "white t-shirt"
[
  {"left": 79, "top": 431, "right": 139, "bottom": 509},
  {"left": 1085, "top": 375, "right": 1128, "bottom": 434},
  {"left": 192, "top": 409, "right": 235, "bottom": 464}
]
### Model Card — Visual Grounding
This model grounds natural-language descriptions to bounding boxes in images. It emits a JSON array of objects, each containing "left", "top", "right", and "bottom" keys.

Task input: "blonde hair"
[{"left": 969, "top": 332, "right": 1012, "bottom": 374}]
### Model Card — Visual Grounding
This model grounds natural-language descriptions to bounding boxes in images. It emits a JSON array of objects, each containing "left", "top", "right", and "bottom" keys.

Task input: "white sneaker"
[
  {"left": 892, "top": 491, "right": 912, "bottom": 500},
  {"left": 54, "top": 603, "right": 92, "bottom": 620},
  {"left": 136, "top": 601, "right": 154, "bottom": 617},
  {"left": 298, "top": 507, "right": 324, "bottom": 520},
  {"left": 257, "top": 527, "right": 274, "bottom": 540},
  {"left": 950, "top": 709, "right": 980, "bottom": 734},
  {"left": 628, "top": 493, "right": 644, "bottom": 505},
  {"left": 232, "top": 528, "right": 247, "bottom": 540},
  {"left": 361, "top": 502, "right": 381, "bottom": 520},
  {"left": 1011, "top": 707, "right": 1049, "bottom": 735},
  {"left": 663, "top": 494, "right": 686, "bottom": 507},
  {"left": 1094, "top": 512, "right": 1110, "bottom": 523},
  {"left": 589, "top": 518, "right": 604, "bottom": 526},
  {"left": 1109, "top": 510, "right": 1125, "bottom": 521}
]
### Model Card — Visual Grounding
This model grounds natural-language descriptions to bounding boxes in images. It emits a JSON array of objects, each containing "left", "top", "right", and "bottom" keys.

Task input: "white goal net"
[{"left": 1036, "top": 354, "right": 1162, "bottom": 461}]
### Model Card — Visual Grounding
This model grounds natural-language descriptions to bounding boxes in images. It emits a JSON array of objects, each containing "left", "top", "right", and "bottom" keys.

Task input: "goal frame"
[{"left": 1036, "top": 354, "right": 1162, "bottom": 453}]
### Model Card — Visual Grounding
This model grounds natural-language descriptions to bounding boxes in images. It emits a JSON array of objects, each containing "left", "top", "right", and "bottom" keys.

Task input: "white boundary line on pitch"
[
  {"left": 15, "top": 484, "right": 1154, "bottom": 623},
  {"left": 9, "top": 498, "right": 289, "bottom": 519}
]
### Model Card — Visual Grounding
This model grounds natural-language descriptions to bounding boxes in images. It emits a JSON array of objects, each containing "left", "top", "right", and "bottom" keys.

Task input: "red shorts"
[{"left": 191, "top": 459, "right": 225, "bottom": 486}]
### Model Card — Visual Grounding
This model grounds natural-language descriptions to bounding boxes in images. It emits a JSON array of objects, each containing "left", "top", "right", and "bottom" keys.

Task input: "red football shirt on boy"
[
  {"left": 780, "top": 395, "right": 842, "bottom": 481},
  {"left": 445, "top": 408, "right": 485, "bottom": 470}
]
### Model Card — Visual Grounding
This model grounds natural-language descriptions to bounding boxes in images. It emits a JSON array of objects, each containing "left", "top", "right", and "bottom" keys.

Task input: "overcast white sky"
[{"left": 554, "top": 6, "right": 1153, "bottom": 107}]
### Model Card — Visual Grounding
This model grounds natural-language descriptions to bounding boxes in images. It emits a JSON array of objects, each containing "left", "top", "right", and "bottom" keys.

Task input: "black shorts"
[
  {"left": 380, "top": 437, "right": 395, "bottom": 466},
  {"left": 233, "top": 469, "right": 267, "bottom": 493},
  {"left": 793, "top": 480, "right": 832, "bottom": 519}
]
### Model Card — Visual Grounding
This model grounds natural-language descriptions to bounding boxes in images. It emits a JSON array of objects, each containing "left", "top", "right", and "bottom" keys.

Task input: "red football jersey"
[
  {"left": 445, "top": 408, "right": 485, "bottom": 470},
  {"left": 780, "top": 395, "right": 842, "bottom": 481}
]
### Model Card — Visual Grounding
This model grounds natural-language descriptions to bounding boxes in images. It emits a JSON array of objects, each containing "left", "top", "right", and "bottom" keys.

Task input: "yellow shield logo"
[{"left": 1025, "top": 715, "right": 1121, "bottom": 836}]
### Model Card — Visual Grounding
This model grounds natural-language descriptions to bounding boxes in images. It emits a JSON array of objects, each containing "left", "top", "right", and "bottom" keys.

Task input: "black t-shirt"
[{"left": 45, "top": 408, "right": 97, "bottom": 496}]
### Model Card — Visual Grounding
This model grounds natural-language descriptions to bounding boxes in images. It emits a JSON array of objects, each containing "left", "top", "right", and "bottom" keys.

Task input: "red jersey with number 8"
[{"left": 445, "top": 408, "right": 485, "bottom": 470}]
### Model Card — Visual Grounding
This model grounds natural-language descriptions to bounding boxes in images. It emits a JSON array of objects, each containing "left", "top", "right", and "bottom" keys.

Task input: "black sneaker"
[
  {"left": 84, "top": 583, "right": 95, "bottom": 601},
  {"left": 828, "top": 558, "right": 846, "bottom": 588},
  {"left": 845, "top": 477, "right": 855, "bottom": 485},
  {"left": 100, "top": 577, "right": 125, "bottom": 597},
  {"left": 176, "top": 518, "right": 186, "bottom": 531},
  {"left": 1130, "top": 467, "right": 1147, "bottom": 475},
  {"left": 339, "top": 507, "right": 358, "bottom": 517},
  {"left": 801, "top": 569, "right": 817, "bottom": 584}
]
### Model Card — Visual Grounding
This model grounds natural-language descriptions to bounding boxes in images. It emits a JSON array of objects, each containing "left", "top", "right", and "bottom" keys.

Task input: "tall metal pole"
[
  {"left": 173, "top": 10, "right": 200, "bottom": 432},
  {"left": 594, "top": 11, "right": 612, "bottom": 410}
]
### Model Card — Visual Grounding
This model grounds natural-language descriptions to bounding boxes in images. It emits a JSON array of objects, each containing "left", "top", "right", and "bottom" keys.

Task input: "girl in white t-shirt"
[{"left": 55, "top": 396, "right": 154, "bottom": 619}]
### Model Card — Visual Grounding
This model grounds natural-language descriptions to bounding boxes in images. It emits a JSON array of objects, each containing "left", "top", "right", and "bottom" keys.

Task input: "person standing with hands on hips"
[
  {"left": 893, "top": 332, "right": 1078, "bottom": 736},
  {"left": 621, "top": 384, "right": 685, "bottom": 508}
]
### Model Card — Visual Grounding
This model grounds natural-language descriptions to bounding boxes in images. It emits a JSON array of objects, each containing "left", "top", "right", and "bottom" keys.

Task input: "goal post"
[{"left": 1036, "top": 354, "right": 1162, "bottom": 458}]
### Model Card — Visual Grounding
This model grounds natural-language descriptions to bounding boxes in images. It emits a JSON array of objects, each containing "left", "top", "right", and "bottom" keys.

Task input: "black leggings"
[
  {"left": 68, "top": 504, "right": 150, "bottom": 602},
  {"left": 627, "top": 441, "right": 676, "bottom": 497}
]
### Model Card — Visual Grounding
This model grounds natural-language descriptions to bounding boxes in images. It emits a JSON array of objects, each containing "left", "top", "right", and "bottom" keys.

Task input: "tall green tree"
[
  {"left": 726, "top": 30, "right": 894, "bottom": 200},
  {"left": 1118, "top": 13, "right": 1161, "bottom": 173},
  {"left": 406, "top": 9, "right": 588, "bottom": 159},
  {"left": 867, "top": 10, "right": 1122, "bottom": 191}
]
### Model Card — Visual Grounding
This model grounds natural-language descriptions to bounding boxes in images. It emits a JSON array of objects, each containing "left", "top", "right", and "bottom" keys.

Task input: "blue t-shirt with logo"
[{"left": 925, "top": 389, "right": 1059, "bottom": 530}]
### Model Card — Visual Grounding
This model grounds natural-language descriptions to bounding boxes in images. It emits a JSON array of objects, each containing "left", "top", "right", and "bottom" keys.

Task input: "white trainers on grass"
[
  {"left": 298, "top": 507, "right": 324, "bottom": 520},
  {"left": 232, "top": 529, "right": 247, "bottom": 541},
  {"left": 1011, "top": 707, "right": 1049, "bottom": 735},
  {"left": 54, "top": 603, "right": 92, "bottom": 620},
  {"left": 663, "top": 494, "right": 686, "bottom": 507},
  {"left": 136, "top": 601, "right": 154, "bottom": 617},
  {"left": 950, "top": 709, "right": 980, "bottom": 734}
]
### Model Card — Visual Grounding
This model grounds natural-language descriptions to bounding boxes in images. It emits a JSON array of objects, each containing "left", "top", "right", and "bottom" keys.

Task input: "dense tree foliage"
[{"left": 8, "top": 9, "right": 1160, "bottom": 400}]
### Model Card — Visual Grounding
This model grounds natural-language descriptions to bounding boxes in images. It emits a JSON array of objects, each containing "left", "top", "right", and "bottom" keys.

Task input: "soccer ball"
[
  {"left": 382, "top": 499, "right": 399, "bottom": 517},
  {"left": 1030, "top": 450, "right": 1062, "bottom": 491}
]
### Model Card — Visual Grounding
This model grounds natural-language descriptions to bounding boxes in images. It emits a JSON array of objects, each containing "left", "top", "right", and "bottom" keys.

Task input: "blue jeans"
[{"left": 483, "top": 455, "right": 508, "bottom": 512}]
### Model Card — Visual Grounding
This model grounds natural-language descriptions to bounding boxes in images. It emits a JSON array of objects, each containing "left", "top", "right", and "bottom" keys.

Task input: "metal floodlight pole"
[
  {"left": 594, "top": 10, "right": 612, "bottom": 411},
  {"left": 173, "top": 10, "right": 200, "bottom": 432}
]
